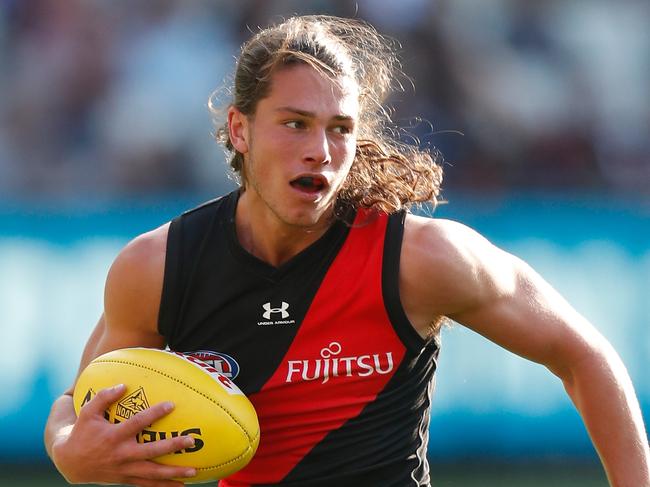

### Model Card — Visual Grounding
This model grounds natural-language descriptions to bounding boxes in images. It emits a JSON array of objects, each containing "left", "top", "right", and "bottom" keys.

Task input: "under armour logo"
[{"left": 262, "top": 302, "right": 290, "bottom": 320}]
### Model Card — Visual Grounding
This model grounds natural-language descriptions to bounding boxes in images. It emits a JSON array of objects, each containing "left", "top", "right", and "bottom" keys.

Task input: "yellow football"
[{"left": 72, "top": 347, "right": 260, "bottom": 483}]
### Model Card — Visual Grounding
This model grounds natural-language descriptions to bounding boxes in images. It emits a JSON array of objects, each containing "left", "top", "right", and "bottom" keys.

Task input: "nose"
[{"left": 303, "top": 129, "right": 331, "bottom": 166}]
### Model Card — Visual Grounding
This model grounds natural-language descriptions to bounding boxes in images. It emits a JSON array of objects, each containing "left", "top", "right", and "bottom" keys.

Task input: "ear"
[{"left": 227, "top": 106, "right": 250, "bottom": 154}]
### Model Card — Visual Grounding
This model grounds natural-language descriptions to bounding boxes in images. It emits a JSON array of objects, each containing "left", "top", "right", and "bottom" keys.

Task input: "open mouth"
[{"left": 290, "top": 175, "right": 327, "bottom": 193}]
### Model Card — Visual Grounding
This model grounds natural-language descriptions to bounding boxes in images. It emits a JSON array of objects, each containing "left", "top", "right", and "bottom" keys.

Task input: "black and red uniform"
[{"left": 159, "top": 190, "right": 439, "bottom": 486}]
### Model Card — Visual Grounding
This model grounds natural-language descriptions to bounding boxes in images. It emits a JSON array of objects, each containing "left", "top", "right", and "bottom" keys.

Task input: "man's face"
[{"left": 232, "top": 64, "right": 359, "bottom": 229}]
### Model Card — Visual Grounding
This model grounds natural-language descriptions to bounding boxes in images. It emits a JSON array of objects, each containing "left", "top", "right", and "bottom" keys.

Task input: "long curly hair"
[{"left": 212, "top": 15, "right": 443, "bottom": 214}]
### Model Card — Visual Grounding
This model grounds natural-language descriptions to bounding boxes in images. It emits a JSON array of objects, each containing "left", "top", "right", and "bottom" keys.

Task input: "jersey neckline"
[{"left": 223, "top": 190, "right": 354, "bottom": 282}]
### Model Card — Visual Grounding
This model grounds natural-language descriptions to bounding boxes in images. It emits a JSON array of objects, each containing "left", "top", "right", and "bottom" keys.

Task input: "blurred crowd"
[{"left": 0, "top": 0, "right": 648, "bottom": 200}]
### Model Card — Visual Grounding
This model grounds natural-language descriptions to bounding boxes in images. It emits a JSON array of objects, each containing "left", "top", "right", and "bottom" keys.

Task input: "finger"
[
  {"left": 127, "top": 461, "right": 196, "bottom": 480},
  {"left": 117, "top": 401, "right": 175, "bottom": 436},
  {"left": 126, "top": 476, "right": 188, "bottom": 487},
  {"left": 78, "top": 384, "right": 126, "bottom": 417},
  {"left": 123, "top": 460, "right": 196, "bottom": 482},
  {"left": 132, "top": 434, "right": 196, "bottom": 460}
]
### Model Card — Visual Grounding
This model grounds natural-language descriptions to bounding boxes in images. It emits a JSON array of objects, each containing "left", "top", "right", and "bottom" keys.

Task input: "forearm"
[
  {"left": 561, "top": 344, "right": 650, "bottom": 487},
  {"left": 44, "top": 394, "right": 76, "bottom": 461}
]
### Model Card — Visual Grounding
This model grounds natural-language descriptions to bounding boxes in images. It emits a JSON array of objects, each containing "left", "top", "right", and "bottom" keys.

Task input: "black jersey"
[{"left": 159, "top": 190, "right": 439, "bottom": 486}]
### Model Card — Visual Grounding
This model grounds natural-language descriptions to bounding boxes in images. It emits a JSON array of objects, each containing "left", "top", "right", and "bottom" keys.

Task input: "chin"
[
  {"left": 285, "top": 213, "right": 323, "bottom": 229},
  {"left": 284, "top": 207, "right": 330, "bottom": 229}
]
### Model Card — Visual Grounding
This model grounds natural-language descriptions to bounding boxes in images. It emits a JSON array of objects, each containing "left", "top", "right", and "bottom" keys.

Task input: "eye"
[
  {"left": 331, "top": 125, "right": 352, "bottom": 135},
  {"left": 285, "top": 120, "right": 305, "bottom": 129}
]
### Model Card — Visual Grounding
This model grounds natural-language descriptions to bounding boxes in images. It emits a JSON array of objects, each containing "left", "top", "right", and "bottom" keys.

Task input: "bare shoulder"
[
  {"left": 402, "top": 214, "right": 508, "bottom": 270},
  {"left": 103, "top": 223, "right": 171, "bottom": 337},
  {"left": 403, "top": 213, "right": 488, "bottom": 257},
  {"left": 401, "top": 214, "right": 608, "bottom": 371},
  {"left": 399, "top": 214, "right": 518, "bottom": 333},
  {"left": 108, "top": 223, "right": 169, "bottom": 288}
]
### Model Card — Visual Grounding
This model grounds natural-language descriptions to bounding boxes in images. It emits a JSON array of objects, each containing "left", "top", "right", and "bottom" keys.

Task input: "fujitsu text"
[{"left": 285, "top": 342, "right": 394, "bottom": 384}]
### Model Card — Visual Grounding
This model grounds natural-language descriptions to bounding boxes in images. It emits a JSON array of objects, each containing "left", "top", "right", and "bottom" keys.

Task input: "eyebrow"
[{"left": 275, "top": 106, "right": 355, "bottom": 122}]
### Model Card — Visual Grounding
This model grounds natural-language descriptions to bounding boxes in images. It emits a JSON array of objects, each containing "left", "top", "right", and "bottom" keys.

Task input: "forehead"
[{"left": 258, "top": 64, "right": 360, "bottom": 118}]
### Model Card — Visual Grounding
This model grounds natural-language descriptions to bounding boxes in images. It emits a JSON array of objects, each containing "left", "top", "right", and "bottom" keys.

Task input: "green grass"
[
  {"left": 432, "top": 463, "right": 608, "bottom": 486},
  {"left": 1, "top": 462, "right": 608, "bottom": 486}
]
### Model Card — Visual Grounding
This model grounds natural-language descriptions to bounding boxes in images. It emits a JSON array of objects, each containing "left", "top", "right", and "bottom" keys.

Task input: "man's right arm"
[{"left": 44, "top": 225, "right": 198, "bottom": 486}]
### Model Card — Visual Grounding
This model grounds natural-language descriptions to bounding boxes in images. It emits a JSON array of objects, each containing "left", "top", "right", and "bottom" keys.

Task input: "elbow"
[{"left": 547, "top": 333, "right": 622, "bottom": 392}]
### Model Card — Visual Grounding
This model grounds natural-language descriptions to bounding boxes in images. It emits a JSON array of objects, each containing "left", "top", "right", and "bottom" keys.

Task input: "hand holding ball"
[{"left": 73, "top": 348, "right": 260, "bottom": 483}]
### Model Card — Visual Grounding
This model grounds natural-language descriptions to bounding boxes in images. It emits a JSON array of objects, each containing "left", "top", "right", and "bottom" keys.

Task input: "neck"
[{"left": 234, "top": 191, "right": 335, "bottom": 267}]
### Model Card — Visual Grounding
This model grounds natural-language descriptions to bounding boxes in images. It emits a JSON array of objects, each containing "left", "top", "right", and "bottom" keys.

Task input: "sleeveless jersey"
[{"left": 158, "top": 190, "right": 439, "bottom": 486}]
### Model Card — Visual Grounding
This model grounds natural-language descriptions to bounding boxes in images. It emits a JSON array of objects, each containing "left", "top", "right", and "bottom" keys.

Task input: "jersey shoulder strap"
[{"left": 158, "top": 191, "right": 236, "bottom": 342}]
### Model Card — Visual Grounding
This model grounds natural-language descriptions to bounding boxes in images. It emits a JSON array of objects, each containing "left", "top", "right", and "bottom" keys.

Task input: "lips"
[{"left": 289, "top": 175, "right": 328, "bottom": 193}]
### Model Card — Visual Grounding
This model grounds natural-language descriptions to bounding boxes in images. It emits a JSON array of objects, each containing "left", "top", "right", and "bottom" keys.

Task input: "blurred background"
[{"left": 0, "top": 0, "right": 648, "bottom": 485}]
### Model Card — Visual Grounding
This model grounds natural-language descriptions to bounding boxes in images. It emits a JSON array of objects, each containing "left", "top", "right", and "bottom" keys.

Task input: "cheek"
[
  {"left": 340, "top": 140, "right": 357, "bottom": 170},
  {"left": 332, "top": 144, "right": 356, "bottom": 188},
  {"left": 331, "top": 137, "right": 356, "bottom": 165},
  {"left": 259, "top": 126, "right": 297, "bottom": 156}
]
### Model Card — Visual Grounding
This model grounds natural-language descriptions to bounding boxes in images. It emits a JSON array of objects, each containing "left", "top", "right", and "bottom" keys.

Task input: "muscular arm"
[
  {"left": 44, "top": 224, "right": 197, "bottom": 486},
  {"left": 401, "top": 214, "right": 650, "bottom": 487}
]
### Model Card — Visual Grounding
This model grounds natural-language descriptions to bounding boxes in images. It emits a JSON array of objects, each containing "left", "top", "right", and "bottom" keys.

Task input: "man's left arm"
[
  {"left": 402, "top": 216, "right": 650, "bottom": 487},
  {"left": 452, "top": 256, "right": 649, "bottom": 487}
]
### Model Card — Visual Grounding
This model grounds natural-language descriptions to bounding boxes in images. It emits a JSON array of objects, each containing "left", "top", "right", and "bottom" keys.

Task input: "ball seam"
[
  {"left": 91, "top": 358, "right": 257, "bottom": 445},
  {"left": 193, "top": 430, "right": 260, "bottom": 473}
]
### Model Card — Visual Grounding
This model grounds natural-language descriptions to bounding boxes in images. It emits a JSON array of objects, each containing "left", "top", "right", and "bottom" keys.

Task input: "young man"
[{"left": 45, "top": 15, "right": 649, "bottom": 487}]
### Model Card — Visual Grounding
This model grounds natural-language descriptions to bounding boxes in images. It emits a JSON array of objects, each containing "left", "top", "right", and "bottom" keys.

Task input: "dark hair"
[{"left": 212, "top": 15, "right": 443, "bottom": 213}]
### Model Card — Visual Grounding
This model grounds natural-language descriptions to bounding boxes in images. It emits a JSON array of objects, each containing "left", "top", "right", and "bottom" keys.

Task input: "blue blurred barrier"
[{"left": 0, "top": 193, "right": 648, "bottom": 462}]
